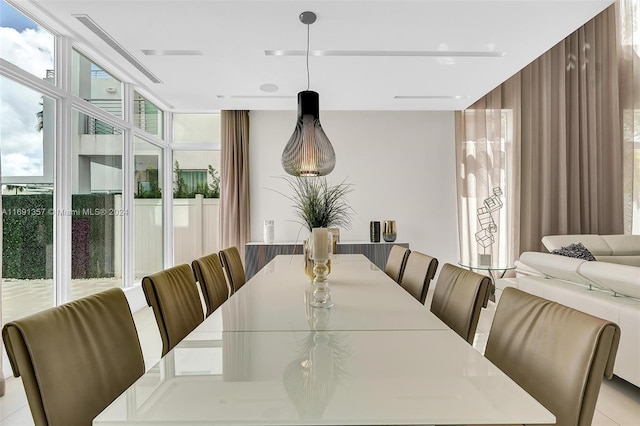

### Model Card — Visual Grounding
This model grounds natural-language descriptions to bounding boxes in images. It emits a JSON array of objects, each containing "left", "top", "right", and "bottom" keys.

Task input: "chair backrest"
[
  {"left": 219, "top": 246, "right": 246, "bottom": 293},
  {"left": 429, "top": 263, "right": 490, "bottom": 343},
  {"left": 192, "top": 252, "right": 229, "bottom": 317},
  {"left": 384, "top": 245, "right": 410, "bottom": 283},
  {"left": 399, "top": 251, "right": 439, "bottom": 304},
  {"left": 2, "top": 288, "right": 144, "bottom": 426},
  {"left": 142, "top": 264, "right": 204, "bottom": 356},
  {"left": 486, "top": 287, "right": 619, "bottom": 426}
]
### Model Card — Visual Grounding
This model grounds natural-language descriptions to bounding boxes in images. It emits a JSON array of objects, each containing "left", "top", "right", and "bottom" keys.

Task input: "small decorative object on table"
[
  {"left": 311, "top": 228, "right": 333, "bottom": 308},
  {"left": 370, "top": 221, "right": 380, "bottom": 242},
  {"left": 382, "top": 220, "right": 397, "bottom": 242},
  {"left": 263, "top": 219, "right": 275, "bottom": 243}
]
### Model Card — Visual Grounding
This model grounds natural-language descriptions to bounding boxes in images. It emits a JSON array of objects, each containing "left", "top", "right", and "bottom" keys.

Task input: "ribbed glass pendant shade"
[{"left": 282, "top": 91, "right": 335, "bottom": 176}]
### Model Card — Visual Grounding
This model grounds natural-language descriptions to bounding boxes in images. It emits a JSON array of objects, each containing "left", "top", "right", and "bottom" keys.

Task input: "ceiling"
[{"left": 17, "top": 0, "right": 614, "bottom": 111}]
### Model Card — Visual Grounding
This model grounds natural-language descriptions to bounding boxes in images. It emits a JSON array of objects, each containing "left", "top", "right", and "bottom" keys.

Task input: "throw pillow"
[{"left": 550, "top": 243, "right": 597, "bottom": 261}]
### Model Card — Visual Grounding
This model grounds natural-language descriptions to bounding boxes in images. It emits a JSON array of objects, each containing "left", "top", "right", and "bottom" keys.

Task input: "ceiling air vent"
[{"left": 73, "top": 14, "right": 162, "bottom": 84}]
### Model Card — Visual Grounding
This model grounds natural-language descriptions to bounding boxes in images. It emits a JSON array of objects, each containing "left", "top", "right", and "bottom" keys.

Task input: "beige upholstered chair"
[
  {"left": 384, "top": 245, "right": 410, "bottom": 283},
  {"left": 142, "top": 264, "right": 205, "bottom": 356},
  {"left": 2, "top": 288, "right": 144, "bottom": 426},
  {"left": 430, "top": 263, "right": 491, "bottom": 344},
  {"left": 399, "top": 251, "right": 439, "bottom": 304},
  {"left": 486, "top": 287, "right": 620, "bottom": 426},
  {"left": 192, "top": 252, "right": 230, "bottom": 317},
  {"left": 219, "top": 246, "right": 247, "bottom": 293}
]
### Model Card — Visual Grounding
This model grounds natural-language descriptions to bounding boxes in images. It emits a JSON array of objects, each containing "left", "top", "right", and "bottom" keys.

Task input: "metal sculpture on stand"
[{"left": 475, "top": 187, "right": 503, "bottom": 266}]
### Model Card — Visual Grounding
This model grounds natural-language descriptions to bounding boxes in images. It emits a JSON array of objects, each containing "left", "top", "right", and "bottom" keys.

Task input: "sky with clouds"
[{"left": 1, "top": 0, "right": 54, "bottom": 179}]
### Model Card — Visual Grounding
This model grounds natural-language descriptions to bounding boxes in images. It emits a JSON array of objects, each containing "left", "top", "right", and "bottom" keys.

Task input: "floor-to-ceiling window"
[
  {"left": 70, "top": 109, "right": 124, "bottom": 299},
  {"left": 456, "top": 109, "right": 515, "bottom": 267},
  {"left": 1, "top": 0, "right": 56, "bottom": 323},
  {"left": 0, "top": 0, "right": 226, "bottom": 340},
  {"left": 0, "top": 77, "right": 55, "bottom": 323},
  {"left": 172, "top": 113, "right": 221, "bottom": 265},
  {"left": 622, "top": 0, "right": 640, "bottom": 233},
  {"left": 0, "top": 0, "right": 172, "bottom": 323},
  {"left": 134, "top": 137, "right": 163, "bottom": 279}
]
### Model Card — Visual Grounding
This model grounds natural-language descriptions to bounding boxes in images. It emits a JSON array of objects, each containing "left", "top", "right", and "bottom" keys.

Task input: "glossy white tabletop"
[
  {"left": 94, "top": 254, "right": 554, "bottom": 425},
  {"left": 95, "top": 330, "right": 554, "bottom": 425},
  {"left": 210, "top": 254, "right": 449, "bottom": 332}
]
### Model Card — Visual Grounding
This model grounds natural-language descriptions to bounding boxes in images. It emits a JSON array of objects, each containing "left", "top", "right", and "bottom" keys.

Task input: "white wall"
[{"left": 249, "top": 110, "right": 460, "bottom": 267}]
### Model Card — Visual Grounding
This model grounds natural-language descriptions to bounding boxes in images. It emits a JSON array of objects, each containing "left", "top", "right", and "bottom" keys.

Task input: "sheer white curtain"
[
  {"left": 619, "top": 0, "right": 640, "bottom": 233},
  {"left": 455, "top": 81, "right": 519, "bottom": 268}
]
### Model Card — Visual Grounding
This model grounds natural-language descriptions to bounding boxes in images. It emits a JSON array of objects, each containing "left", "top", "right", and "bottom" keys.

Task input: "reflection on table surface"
[
  {"left": 95, "top": 329, "right": 553, "bottom": 425},
  {"left": 94, "top": 254, "right": 554, "bottom": 425}
]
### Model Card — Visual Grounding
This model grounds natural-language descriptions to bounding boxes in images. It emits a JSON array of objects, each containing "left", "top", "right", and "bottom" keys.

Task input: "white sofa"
[
  {"left": 542, "top": 234, "right": 640, "bottom": 266},
  {"left": 514, "top": 234, "right": 640, "bottom": 277},
  {"left": 496, "top": 244, "right": 640, "bottom": 388}
]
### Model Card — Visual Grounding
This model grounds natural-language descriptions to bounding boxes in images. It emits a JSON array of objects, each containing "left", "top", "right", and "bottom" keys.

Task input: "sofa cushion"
[
  {"left": 601, "top": 235, "right": 640, "bottom": 255},
  {"left": 550, "top": 242, "right": 597, "bottom": 261},
  {"left": 542, "top": 234, "right": 612, "bottom": 256},
  {"left": 598, "top": 256, "right": 640, "bottom": 267},
  {"left": 579, "top": 261, "right": 640, "bottom": 299},
  {"left": 514, "top": 260, "right": 544, "bottom": 277},
  {"left": 518, "top": 252, "right": 603, "bottom": 290}
]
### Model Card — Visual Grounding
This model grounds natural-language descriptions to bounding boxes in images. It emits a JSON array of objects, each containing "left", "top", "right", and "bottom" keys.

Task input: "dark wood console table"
[{"left": 245, "top": 241, "right": 409, "bottom": 279}]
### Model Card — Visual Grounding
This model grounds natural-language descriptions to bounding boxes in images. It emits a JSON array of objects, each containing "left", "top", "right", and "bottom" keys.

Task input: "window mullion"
[
  {"left": 54, "top": 36, "right": 73, "bottom": 305},
  {"left": 164, "top": 112, "right": 174, "bottom": 268},
  {"left": 122, "top": 82, "right": 135, "bottom": 287}
]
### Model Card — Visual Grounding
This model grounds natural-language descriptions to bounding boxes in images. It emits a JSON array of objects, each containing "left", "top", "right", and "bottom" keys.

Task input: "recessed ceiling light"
[
  {"left": 259, "top": 83, "right": 279, "bottom": 93},
  {"left": 265, "top": 50, "right": 506, "bottom": 58}
]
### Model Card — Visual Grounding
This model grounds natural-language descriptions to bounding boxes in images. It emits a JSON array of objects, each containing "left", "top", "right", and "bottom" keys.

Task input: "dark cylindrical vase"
[{"left": 370, "top": 221, "right": 381, "bottom": 242}]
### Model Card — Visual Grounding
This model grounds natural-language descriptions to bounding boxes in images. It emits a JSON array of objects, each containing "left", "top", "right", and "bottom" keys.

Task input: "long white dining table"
[{"left": 94, "top": 254, "right": 555, "bottom": 425}]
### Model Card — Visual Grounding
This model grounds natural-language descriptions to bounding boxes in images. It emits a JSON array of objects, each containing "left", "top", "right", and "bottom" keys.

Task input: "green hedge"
[
  {"left": 2, "top": 193, "right": 116, "bottom": 279},
  {"left": 2, "top": 194, "right": 54, "bottom": 279},
  {"left": 71, "top": 194, "right": 115, "bottom": 278}
]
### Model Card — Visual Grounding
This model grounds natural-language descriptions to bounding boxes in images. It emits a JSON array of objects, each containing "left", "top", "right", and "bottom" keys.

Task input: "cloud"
[
  {"left": 1, "top": 25, "right": 53, "bottom": 178},
  {"left": 0, "top": 26, "right": 53, "bottom": 79},
  {"left": 2, "top": 152, "right": 42, "bottom": 177}
]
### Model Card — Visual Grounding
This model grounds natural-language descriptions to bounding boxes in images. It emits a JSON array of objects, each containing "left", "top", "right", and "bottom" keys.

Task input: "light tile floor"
[{"left": 0, "top": 288, "right": 638, "bottom": 425}]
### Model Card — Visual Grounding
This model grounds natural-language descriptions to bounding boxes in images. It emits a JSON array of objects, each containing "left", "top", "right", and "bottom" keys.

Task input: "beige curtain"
[
  {"left": 519, "top": 5, "right": 623, "bottom": 252},
  {"left": 456, "top": 3, "right": 627, "bottom": 261},
  {"left": 221, "top": 110, "right": 251, "bottom": 262}
]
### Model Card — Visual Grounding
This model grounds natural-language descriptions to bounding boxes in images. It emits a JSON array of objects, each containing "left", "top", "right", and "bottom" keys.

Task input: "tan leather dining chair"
[
  {"left": 2, "top": 288, "right": 144, "bottom": 426},
  {"left": 399, "top": 251, "right": 439, "bottom": 304},
  {"left": 384, "top": 245, "right": 410, "bottom": 283},
  {"left": 142, "top": 264, "right": 204, "bottom": 356},
  {"left": 430, "top": 263, "right": 490, "bottom": 344},
  {"left": 486, "top": 287, "right": 620, "bottom": 426},
  {"left": 192, "top": 252, "right": 230, "bottom": 317},
  {"left": 219, "top": 246, "right": 246, "bottom": 293}
]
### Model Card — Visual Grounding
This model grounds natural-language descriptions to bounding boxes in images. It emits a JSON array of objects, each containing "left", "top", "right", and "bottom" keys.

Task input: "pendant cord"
[{"left": 306, "top": 23, "right": 310, "bottom": 91}]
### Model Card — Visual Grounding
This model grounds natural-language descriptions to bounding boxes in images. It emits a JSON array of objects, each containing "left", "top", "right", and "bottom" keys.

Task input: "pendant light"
[{"left": 281, "top": 11, "right": 336, "bottom": 177}]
